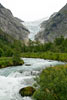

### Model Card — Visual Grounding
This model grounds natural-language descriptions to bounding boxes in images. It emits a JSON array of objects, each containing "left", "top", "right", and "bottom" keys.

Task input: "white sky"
[{"left": 0, "top": 0, "right": 67, "bottom": 21}]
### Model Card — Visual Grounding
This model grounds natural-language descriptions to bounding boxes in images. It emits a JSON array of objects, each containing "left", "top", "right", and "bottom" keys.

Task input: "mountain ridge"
[
  {"left": 35, "top": 3, "right": 67, "bottom": 43},
  {"left": 0, "top": 3, "right": 30, "bottom": 44}
]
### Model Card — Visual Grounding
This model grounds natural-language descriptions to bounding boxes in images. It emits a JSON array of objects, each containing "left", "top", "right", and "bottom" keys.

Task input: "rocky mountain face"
[
  {"left": 35, "top": 4, "right": 67, "bottom": 43},
  {"left": 0, "top": 4, "right": 30, "bottom": 44}
]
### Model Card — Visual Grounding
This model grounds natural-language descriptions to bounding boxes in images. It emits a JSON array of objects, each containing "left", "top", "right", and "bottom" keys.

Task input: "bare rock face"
[
  {"left": 0, "top": 4, "right": 30, "bottom": 44},
  {"left": 35, "top": 4, "right": 67, "bottom": 43}
]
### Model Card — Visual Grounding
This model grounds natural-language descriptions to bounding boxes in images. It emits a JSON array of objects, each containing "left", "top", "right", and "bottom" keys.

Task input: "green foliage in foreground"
[
  {"left": 33, "top": 65, "right": 67, "bottom": 100},
  {"left": 21, "top": 52, "right": 67, "bottom": 62},
  {"left": 0, "top": 57, "right": 24, "bottom": 68}
]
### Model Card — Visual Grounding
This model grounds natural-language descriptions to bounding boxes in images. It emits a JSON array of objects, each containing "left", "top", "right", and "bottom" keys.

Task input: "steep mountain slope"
[
  {"left": 35, "top": 4, "right": 67, "bottom": 43},
  {"left": 0, "top": 4, "right": 29, "bottom": 43}
]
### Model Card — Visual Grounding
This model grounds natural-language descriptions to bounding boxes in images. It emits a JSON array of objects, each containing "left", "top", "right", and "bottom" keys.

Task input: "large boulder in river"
[{"left": 19, "top": 86, "right": 36, "bottom": 97}]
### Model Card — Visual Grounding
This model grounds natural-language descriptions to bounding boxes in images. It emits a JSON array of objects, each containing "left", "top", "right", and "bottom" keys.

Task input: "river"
[{"left": 0, "top": 58, "right": 64, "bottom": 100}]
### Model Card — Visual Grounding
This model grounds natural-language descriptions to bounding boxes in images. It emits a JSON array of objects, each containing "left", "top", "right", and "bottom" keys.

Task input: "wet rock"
[
  {"left": 19, "top": 86, "right": 36, "bottom": 97},
  {"left": 25, "top": 64, "right": 31, "bottom": 66}
]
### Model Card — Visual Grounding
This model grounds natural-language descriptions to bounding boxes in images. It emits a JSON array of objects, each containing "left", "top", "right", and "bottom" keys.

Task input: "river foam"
[{"left": 0, "top": 58, "right": 64, "bottom": 100}]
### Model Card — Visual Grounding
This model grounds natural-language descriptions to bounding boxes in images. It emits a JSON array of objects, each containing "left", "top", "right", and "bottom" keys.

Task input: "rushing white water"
[
  {"left": 0, "top": 58, "right": 64, "bottom": 100},
  {"left": 22, "top": 18, "right": 48, "bottom": 40}
]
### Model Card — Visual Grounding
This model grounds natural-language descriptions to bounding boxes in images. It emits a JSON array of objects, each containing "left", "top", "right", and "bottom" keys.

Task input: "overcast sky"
[{"left": 0, "top": 0, "right": 67, "bottom": 21}]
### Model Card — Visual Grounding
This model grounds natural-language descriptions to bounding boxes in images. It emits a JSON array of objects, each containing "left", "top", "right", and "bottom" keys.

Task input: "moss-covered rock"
[{"left": 19, "top": 86, "right": 36, "bottom": 97}]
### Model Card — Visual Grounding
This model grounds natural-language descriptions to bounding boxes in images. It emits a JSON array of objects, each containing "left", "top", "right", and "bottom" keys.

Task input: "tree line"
[{"left": 22, "top": 36, "right": 67, "bottom": 53}]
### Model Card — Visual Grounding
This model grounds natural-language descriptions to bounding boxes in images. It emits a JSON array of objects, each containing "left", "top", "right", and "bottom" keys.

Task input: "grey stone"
[
  {"left": 0, "top": 4, "right": 30, "bottom": 44},
  {"left": 35, "top": 4, "right": 67, "bottom": 43}
]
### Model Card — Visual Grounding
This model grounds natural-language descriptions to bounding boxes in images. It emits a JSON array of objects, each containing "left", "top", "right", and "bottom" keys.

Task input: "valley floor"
[
  {"left": 21, "top": 52, "right": 67, "bottom": 62},
  {"left": 0, "top": 52, "right": 67, "bottom": 69}
]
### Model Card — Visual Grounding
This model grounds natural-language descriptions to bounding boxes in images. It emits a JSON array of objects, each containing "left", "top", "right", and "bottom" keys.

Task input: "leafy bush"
[
  {"left": 33, "top": 65, "right": 67, "bottom": 100},
  {"left": 0, "top": 57, "right": 24, "bottom": 68}
]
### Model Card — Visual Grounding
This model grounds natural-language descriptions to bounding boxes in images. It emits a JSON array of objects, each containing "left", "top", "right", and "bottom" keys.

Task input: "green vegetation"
[
  {"left": 0, "top": 27, "right": 67, "bottom": 68},
  {"left": 33, "top": 64, "right": 67, "bottom": 100},
  {"left": 0, "top": 29, "right": 24, "bottom": 68},
  {"left": 0, "top": 57, "right": 24, "bottom": 68},
  {"left": 21, "top": 52, "right": 67, "bottom": 62},
  {"left": 22, "top": 36, "right": 67, "bottom": 53},
  {"left": 21, "top": 36, "right": 67, "bottom": 61},
  {"left": 21, "top": 37, "right": 67, "bottom": 99}
]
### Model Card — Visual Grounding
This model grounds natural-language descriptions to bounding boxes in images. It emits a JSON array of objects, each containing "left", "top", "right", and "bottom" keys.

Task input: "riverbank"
[
  {"left": 0, "top": 58, "right": 64, "bottom": 100},
  {"left": 0, "top": 52, "right": 66, "bottom": 69},
  {"left": 33, "top": 64, "right": 67, "bottom": 100},
  {"left": 0, "top": 57, "right": 24, "bottom": 69},
  {"left": 21, "top": 52, "right": 67, "bottom": 62}
]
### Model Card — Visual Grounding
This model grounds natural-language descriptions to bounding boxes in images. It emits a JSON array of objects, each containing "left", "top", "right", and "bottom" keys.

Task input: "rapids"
[{"left": 0, "top": 58, "right": 64, "bottom": 100}]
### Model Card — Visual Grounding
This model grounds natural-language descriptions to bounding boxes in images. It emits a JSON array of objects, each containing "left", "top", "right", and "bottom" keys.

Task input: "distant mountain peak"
[{"left": 35, "top": 4, "right": 67, "bottom": 43}]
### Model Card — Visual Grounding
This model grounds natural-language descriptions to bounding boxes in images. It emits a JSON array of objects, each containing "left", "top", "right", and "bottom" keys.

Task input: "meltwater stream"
[{"left": 0, "top": 58, "right": 64, "bottom": 100}]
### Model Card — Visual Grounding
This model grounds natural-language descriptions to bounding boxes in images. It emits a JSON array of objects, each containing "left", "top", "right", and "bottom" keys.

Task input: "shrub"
[{"left": 33, "top": 65, "right": 67, "bottom": 100}]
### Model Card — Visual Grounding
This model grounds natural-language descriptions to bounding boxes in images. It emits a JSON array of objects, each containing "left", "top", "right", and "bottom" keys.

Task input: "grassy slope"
[{"left": 21, "top": 52, "right": 67, "bottom": 62}]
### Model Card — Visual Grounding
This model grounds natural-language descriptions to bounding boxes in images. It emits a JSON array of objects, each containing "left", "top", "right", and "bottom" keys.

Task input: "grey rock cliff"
[
  {"left": 0, "top": 4, "right": 30, "bottom": 43},
  {"left": 35, "top": 4, "right": 67, "bottom": 43}
]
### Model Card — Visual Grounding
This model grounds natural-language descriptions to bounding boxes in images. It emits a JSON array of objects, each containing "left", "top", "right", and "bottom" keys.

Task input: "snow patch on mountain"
[{"left": 22, "top": 17, "right": 49, "bottom": 41}]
